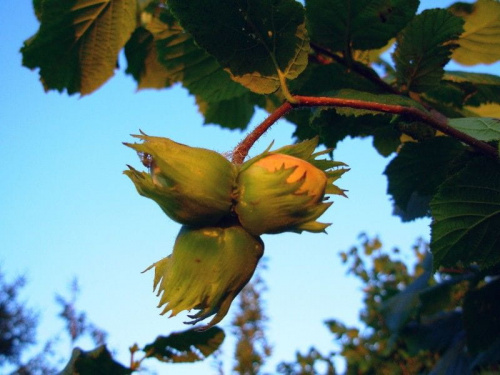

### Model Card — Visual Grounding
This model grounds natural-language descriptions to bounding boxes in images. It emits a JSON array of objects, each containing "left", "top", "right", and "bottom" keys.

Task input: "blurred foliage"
[
  {"left": 0, "top": 273, "right": 37, "bottom": 365},
  {"left": 278, "top": 235, "right": 500, "bottom": 374},
  {"left": 231, "top": 264, "right": 272, "bottom": 375},
  {"left": 0, "top": 269, "right": 57, "bottom": 374}
]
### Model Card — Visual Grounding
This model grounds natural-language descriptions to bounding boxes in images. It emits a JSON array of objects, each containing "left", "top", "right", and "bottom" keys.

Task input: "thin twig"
[
  {"left": 232, "top": 95, "right": 499, "bottom": 163},
  {"left": 310, "top": 42, "right": 400, "bottom": 95},
  {"left": 232, "top": 101, "right": 293, "bottom": 164}
]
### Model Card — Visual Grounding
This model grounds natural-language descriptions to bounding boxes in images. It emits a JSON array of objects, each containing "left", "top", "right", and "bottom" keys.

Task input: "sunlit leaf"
[
  {"left": 450, "top": 0, "right": 500, "bottom": 65},
  {"left": 430, "top": 156, "right": 500, "bottom": 270},
  {"left": 385, "top": 137, "right": 466, "bottom": 222},
  {"left": 129, "top": 6, "right": 250, "bottom": 102},
  {"left": 306, "top": 0, "right": 418, "bottom": 52},
  {"left": 124, "top": 27, "right": 173, "bottom": 89},
  {"left": 448, "top": 117, "right": 500, "bottom": 142},
  {"left": 156, "top": 31, "right": 249, "bottom": 102},
  {"left": 143, "top": 327, "right": 225, "bottom": 363},
  {"left": 443, "top": 71, "right": 500, "bottom": 85},
  {"left": 60, "top": 346, "right": 131, "bottom": 375},
  {"left": 22, "top": 0, "right": 137, "bottom": 95},
  {"left": 393, "top": 9, "right": 464, "bottom": 93},
  {"left": 465, "top": 103, "right": 500, "bottom": 118},
  {"left": 167, "top": 0, "right": 309, "bottom": 94}
]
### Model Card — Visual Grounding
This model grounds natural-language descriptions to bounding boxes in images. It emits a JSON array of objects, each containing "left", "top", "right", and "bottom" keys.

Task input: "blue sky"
[{"left": 1, "top": 1, "right": 498, "bottom": 373}]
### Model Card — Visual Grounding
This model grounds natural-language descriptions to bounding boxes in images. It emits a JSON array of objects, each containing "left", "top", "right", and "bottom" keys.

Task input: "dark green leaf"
[
  {"left": 124, "top": 27, "right": 174, "bottom": 89},
  {"left": 306, "top": 0, "right": 418, "bottom": 52},
  {"left": 423, "top": 83, "right": 467, "bottom": 109},
  {"left": 372, "top": 125, "right": 402, "bottom": 157},
  {"left": 21, "top": 0, "right": 137, "bottom": 95},
  {"left": 448, "top": 118, "right": 500, "bottom": 142},
  {"left": 310, "top": 109, "right": 398, "bottom": 155},
  {"left": 393, "top": 9, "right": 464, "bottom": 93},
  {"left": 33, "top": 0, "right": 42, "bottom": 20},
  {"left": 384, "top": 137, "right": 466, "bottom": 222},
  {"left": 139, "top": 7, "right": 249, "bottom": 102},
  {"left": 143, "top": 327, "right": 225, "bottom": 363},
  {"left": 167, "top": 0, "right": 309, "bottom": 94},
  {"left": 201, "top": 94, "right": 256, "bottom": 130},
  {"left": 290, "top": 63, "right": 384, "bottom": 96},
  {"left": 156, "top": 31, "right": 249, "bottom": 102},
  {"left": 60, "top": 346, "right": 132, "bottom": 375},
  {"left": 430, "top": 157, "right": 500, "bottom": 270},
  {"left": 463, "top": 278, "right": 500, "bottom": 354}
]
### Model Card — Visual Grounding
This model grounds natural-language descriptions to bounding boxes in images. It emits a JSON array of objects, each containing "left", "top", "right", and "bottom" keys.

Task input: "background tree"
[
  {"left": 279, "top": 235, "right": 500, "bottom": 374},
  {"left": 0, "top": 272, "right": 37, "bottom": 366}
]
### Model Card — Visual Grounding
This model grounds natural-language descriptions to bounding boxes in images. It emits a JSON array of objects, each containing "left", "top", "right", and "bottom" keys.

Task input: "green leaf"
[
  {"left": 310, "top": 109, "right": 398, "bottom": 154},
  {"left": 60, "top": 346, "right": 132, "bottom": 375},
  {"left": 156, "top": 31, "right": 249, "bottom": 102},
  {"left": 466, "top": 103, "right": 500, "bottom": 118},
  {"left": 384, "top": 137, "right": 466, "bottom": 222},
  {"left": 443, "top": 71, "right": 500, "bottom": 86},
  {"left": 167, "top": 0, "right": 310, "bottom": 94},
  {"left": 33, "top": 0, "right": 42, "bottom": 20},
  {"left": 124, "top": 27, "right": 173, "bottom": 89},
  {"left": 290, "top": 63, "right": 385, "bottom": 96},
  {"left": 143, "top": 327, "right": 225, "bottom": 363},
  {"left": 463, "top": 278, "right": 500, "bottom": 354},
  {"left": 448, "top": 118, "right": 500, "bottom": 142},
  {"left": 423, "top": 72, "right": 500, "bottom": 113},
  {"left": 200, "top": 94, "right": 256, "bottom": 130},
  {"left": 306, "top": 0, "right": 418, "bottom": 52},
  {"left": 430, "top": 156, "right": 500, "bottom": 270},
  {"left": 22, "top": 0, "right": 137, "bottom": 95},
  {"left": 392, "top": 9, "right": 464, "bottom": 93},
  {"left": 128, "top": 6, "right": 249, "bottom": 102},
  {"left": 449, "top": 0, "right": 500, "bottom": 65}
]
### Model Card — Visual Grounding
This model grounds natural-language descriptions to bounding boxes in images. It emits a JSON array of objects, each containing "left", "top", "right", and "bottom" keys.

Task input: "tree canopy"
[{"left": 20, "top": 0, "right": 500, "bottom": 373}]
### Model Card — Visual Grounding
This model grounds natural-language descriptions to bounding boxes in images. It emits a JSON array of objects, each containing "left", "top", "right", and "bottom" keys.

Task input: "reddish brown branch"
[
  {"left": 232, "top": 101, "right": 293, "bottom": 164},
  {"left": 232, "top": 95, "right": 499, "bottom": 163},
  {"left": 293, "top": 95, "right": 498, "bottom": 159}
]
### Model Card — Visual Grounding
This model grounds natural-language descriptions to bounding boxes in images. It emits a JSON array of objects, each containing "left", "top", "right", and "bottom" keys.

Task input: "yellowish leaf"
[{"left": 452, "top": 0, "right": 500, "bottom": 65}]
